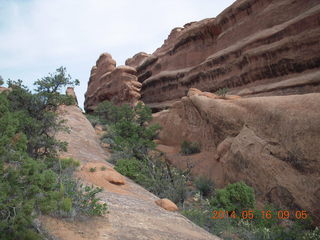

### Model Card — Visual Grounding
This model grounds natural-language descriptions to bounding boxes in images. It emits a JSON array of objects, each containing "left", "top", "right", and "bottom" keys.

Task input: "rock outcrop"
[
  {"left": 84, "top": 53, "right": 141, "bottom": 112},
  {"left": 66, "top": 87, "right": 78, "bottom": 105},
  {"left": 125, "top": 52, "right": 150, "bottom": 68},
  {"left": 152, "top": 89, "right": 320, "bottom": 224},
  {"left": 133, "top": 0, "right": 320, "bottom": 105}
]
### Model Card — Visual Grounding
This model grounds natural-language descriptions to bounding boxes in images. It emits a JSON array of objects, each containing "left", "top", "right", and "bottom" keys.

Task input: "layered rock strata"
[
  {"left": 134, "top": 0, "right": 320, "bottom": 104},
  {"left": 84, "top": 53, "right": 141, "bottom": 112}
]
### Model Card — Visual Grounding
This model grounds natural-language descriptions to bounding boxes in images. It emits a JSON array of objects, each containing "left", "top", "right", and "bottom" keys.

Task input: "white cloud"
[{"left": 0, "top": 0, "right": 235, "bottom": 109}]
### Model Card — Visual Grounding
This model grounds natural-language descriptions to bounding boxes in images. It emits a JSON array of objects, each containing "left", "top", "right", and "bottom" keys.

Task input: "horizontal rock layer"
[
  {"left": 84, "top": 53, "right": 141, "bottom": 112},
  {"left": 135, "top": 0, "right": 320, "bottom": 104},
  {"left": 152, "top": 89, "right": 320, "bottom": 224}
]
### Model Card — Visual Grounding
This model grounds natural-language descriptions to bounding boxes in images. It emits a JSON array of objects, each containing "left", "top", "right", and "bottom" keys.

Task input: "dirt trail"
[{"left": 40, "top": 105, "right": 221, "bottom": 240}]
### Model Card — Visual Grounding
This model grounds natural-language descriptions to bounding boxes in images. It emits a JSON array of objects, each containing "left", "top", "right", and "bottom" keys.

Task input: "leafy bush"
[
  {"left": 60, "top": 157, "right": 80, "bottom": 170},
  {"left": 211, "top": 181, "right": 255, "bottom": 214},
  {"left": 115, "top": 157, "right": 189, "bottom": 205},
  {"left": 100, "top": 166, "right": 107, "bottom": 171},
  {"left": 114, "top": 158, "right": 147, "bottom": 183},
  {"left": 215, "top": 87, "right": 229, "bottom": 97},
  {"left": 195, "top": 176, "right": 214, "bottom": 197},
  {"left": 85, "top": 114, "right": 101, "bottom": 127},
  {"left": 60, "top": 178, "right": 107, "bottom": 217},
  {"left": 181, "top": 140, "right": 201, "bottom": 155},
  {"left": 95, "top": 101, "right": 160, "bottom": 159}
]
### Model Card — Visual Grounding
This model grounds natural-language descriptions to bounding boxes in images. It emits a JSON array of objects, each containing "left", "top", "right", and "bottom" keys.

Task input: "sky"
[{"left": 0, "top": 0, "right": 235, "bottom": 110}]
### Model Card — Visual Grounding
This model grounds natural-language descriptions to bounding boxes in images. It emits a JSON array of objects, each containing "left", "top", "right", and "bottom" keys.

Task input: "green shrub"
[
  {"left": 195, "top": 176, "right": 214, "bottom": 197},
  {"left": 95, "top": 101, "right": 160, "bottom": 160},
  {"left": 58, "top": 94, "right": 76, "bottom": 106},
  {"left": 86, "top": 114, "right": 101, "bottom": 127},
  {"left": 61, "top": 177, "right": 107, "bottom": 216},
  {"left": 89, "top": 167, "right": 96, "bottom": 172},
  {"left": 100, "top": 166, "right": 107, "bottom": 171},
  {"left": 114, "top": 156, "right": 189, "bottom": 205},
  {"left": 215, "top": 88, "right": 229, "bottom": 97},
  {"left": 60, "top": 157, "right": 80, "bottom": 170},
  {"left": 181, "top": 140, "right": 201, "bottom": 155},
  {"left": 114, "top": 158, "right": 148, "bottom": 184},
  {"left": 211, "top": 181, "right": 255, "bottom": 214}
]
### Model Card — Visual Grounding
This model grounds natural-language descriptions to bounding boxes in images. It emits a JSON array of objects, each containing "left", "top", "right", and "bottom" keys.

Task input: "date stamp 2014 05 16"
[{"left": 211, "top": 210, "right": 309, "bottom": 220}]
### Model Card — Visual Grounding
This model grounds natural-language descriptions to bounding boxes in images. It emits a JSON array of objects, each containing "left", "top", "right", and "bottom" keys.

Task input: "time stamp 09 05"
[{"left": 211, "top": 210, "right": 309, "bottom": 220}]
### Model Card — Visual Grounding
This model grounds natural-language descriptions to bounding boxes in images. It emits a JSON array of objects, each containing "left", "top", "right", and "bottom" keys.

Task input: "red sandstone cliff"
[{"left": 134, "top": 0, "right": 320, "bottom": 105}]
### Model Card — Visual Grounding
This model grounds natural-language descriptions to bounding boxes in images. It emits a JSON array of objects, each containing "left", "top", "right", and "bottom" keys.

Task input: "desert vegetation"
[
  {"left": 90, "top": 101, "right": 189, "bottom": 204},
  {"left": 0, "top": 68, "right": 107, "bottom": 240},
  {"left": 215, "top": 87, "right": 229, "bottom": 97},
  {"left": 180, "top": 140, "right": 201, "bottom": 155}
]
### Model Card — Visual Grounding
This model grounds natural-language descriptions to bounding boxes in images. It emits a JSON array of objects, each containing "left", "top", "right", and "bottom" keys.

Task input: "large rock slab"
[{"left": 152, "top": 89, "right": 320, "bottom": 224}]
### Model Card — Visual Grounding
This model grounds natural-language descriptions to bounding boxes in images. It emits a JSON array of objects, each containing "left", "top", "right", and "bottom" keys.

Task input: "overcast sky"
[{"left": 0, "top": 0, "right": 235, "bottom": 109}]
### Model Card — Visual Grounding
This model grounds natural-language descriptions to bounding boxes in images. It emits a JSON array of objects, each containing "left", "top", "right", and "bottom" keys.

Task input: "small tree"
[
  {"left": 34, "top": 66, "right": 79, "bottom": 94},
  {"left": 0, "top": 75, "right": 4, "bottom": 86}
]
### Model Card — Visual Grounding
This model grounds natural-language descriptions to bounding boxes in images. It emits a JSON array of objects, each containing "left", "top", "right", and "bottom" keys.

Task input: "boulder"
[
  {"left": 155, "top": 198, "right": 178, "bottom": 212},
  {"left": 104, "top": 170, "right": 125, "bottom": 185}
]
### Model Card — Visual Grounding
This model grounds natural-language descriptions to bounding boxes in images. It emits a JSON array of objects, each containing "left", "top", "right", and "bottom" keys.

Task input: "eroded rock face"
[
  {"left": 152, "top": 89, "right": 320, "bottom": 224},
  {"left": 125, "top": 52, "right": 150, "bottom": 68},
  {"left": 135, "top": 0, "right": 320, "bottom": 104},
  {"left": 84, "top": 53, "right": 141, "bottom": 112}
]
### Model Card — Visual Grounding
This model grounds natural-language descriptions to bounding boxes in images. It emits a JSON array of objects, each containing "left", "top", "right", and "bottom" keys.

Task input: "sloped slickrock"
[
  {"left": 85, "top": 53, "right": 141, "bottom": 112},
  {"left": 152, "top": 89, "right": 320, "bottom": 224},
  {"left": 134, "top": 0, "right": 320, "bottom": 104},
  {"left": 42, "top": 104, "right": 221, "bottom": 240}
]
